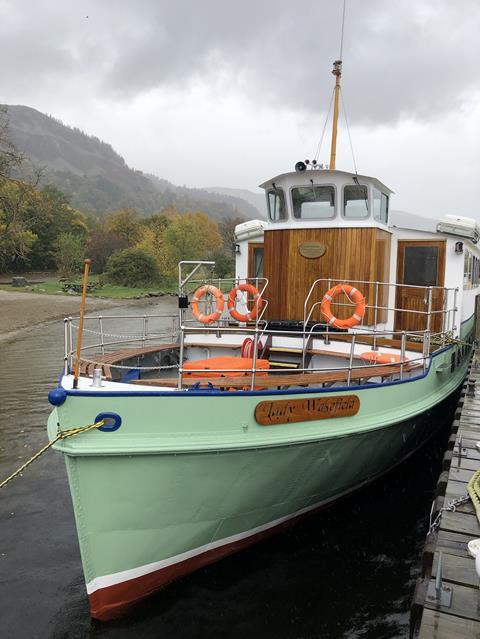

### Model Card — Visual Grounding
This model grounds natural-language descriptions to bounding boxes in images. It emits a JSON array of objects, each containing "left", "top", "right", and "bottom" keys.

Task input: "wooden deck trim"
[
  {"left": 130, "top": 362, "right": 420, "bottom": 389},
  {"left": 79, "top": 343, "right": 178, "bottom": 379}
]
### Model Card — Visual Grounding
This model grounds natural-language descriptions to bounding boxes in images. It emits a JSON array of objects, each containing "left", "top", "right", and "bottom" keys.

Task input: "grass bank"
[{"left": 0, "top": 277, "right": 176, "bottom": 300}]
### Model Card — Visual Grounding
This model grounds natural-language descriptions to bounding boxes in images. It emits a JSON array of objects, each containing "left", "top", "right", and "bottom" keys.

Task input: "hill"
[
  {"left": 3, "top": 105, "right": 255, "bottom": 221},
  {"left": 205, "top": 186, "right": 266, "bottom": 218}
]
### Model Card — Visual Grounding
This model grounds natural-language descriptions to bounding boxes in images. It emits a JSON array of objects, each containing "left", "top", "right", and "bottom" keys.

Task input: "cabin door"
[{"left": 395, "top": 240, "right": 446, "bottom": 333}]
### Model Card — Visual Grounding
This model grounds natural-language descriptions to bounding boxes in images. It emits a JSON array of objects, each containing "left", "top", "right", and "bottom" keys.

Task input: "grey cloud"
[{"left": 1, "top": 0, "right": 479, "bottom": 124}]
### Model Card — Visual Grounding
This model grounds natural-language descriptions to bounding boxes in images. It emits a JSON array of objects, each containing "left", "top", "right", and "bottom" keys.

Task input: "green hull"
[{"left": 48, "top": 323, "right": 473, "bottom": 620}]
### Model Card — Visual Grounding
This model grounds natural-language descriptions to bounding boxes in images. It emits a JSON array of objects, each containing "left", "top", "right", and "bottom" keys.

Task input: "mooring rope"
[{"left": 0, "top": 420, "right": 104, "bottom": 490}]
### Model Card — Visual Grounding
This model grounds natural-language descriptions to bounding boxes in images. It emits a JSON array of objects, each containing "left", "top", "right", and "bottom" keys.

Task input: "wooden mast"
[{"left": 329, "top": 59, "right": 342, "bottom": 171}]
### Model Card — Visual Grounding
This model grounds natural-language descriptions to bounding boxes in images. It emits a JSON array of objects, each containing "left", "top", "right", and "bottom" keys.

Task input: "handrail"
[
  {"left": 63, "top": 287, "right": 464, "bottom": 391},
  {"left": 303, "top": 278, "right": 458, "bottom": 341}
]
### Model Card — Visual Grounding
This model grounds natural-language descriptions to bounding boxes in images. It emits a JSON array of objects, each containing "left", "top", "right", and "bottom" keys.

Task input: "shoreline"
[{"left": 0, "top": 290, "right": 142, "bottom": 344}]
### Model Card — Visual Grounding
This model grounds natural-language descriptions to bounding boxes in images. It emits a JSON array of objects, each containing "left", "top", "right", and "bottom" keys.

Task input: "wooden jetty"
[{"left": 411, "top": 357, "right": 480, "bottom": 637}]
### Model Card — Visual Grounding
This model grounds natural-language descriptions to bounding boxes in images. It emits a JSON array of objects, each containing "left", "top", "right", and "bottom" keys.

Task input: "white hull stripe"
[{"left": 86, "top": 496, "right": 333, "bottom": 594}]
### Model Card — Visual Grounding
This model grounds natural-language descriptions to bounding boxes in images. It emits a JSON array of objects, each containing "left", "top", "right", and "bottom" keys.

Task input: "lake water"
[{"left": 0, "top": 301, "right": 455, "bottom": 638}]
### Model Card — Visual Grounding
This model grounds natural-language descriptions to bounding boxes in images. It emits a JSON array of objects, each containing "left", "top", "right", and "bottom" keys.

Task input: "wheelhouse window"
[
  {"left": 373, "top": 188, "right": 389, "bottom": 224},
  {"left": 343, "top": 184, "right": 369, "bottom": 218},
  {"left": 267, "top": 188, "right": 287, "bottom": 221},
  {"left": 292, "top": 184, "right": 335, "bottom": 219}
]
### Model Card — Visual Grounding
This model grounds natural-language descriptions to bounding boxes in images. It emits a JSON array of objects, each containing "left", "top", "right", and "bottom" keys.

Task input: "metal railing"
[
  {"left": 64, "top": 313, "right": 179, "bottom": 376},
  {"left": 178, "top": 325, "right": 435, "bottom": 390},
  {"left": 303, "top": 278, "right": 458, "bottom": 352},
  {"left": 63, "top": 272, "right": 461, "bottom": 392}
]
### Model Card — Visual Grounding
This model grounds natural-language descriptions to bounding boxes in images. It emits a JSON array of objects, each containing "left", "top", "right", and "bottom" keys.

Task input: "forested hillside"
[
  {"left": 0, "top": 106, "right": 239, "bottom": 281},
  {"left": 4, "top": 105, "right": 257, "bottom": 220}
]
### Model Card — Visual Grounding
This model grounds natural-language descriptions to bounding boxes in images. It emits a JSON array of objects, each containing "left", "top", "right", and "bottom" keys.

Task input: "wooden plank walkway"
[{"left": 412, "top": 358, "right": 480, "bottom": 638}]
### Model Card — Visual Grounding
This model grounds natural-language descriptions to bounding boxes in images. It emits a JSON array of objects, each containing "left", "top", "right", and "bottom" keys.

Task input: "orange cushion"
[{"left": 183, "top": 356, "right": 269, "bottom": 378}]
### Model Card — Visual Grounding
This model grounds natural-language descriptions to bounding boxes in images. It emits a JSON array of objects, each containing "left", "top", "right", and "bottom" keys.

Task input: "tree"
[
  {"left": 160, "top": 212, "right": 222, "bottom": 277},
  {"left": 0, "top": 106, "right": 25, "bottom": 179},
  {"left": 105, "top": 208, "right": 141, "bottom": 246},
  {"left": 55, "top": 232, "right": 85, "bottom": 277},
  {"left": 106, "top": 247, "right": 160, "bottom": 287},
  {"left": 210, "top": 248, "right": 235, "bottom": 278},
  {"left": 27, "top": 185, "right": 89, "bottom": 270},
  {"left": 86, "top": 227, "right": 128, "bottom": 274},
  {"left": 0, "top": 179, "right": 38, "bottom": 271},
  {"left": 219, "top": 216, "right": 244, "bottom": 252}
]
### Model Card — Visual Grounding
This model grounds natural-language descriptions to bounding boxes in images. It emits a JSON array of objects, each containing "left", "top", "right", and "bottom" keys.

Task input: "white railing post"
[
  {"left": 99, "top": 316, "right": 105, "bottom": 356},
  {"left": 63, "top": 318, "right": 69, "bottom": 375},
  {"left": 400, "top": 331, "right": 406, "bottom": 380},
  {"left": 250, "top": 326, "right": 259, "bottom": 391},
  {"left": 347, "top": 333, "right": 356, "bottom": 386},
  {"left": 373, "top": 281, "right": 379, "bottom": 351},
  {"left": 68, "top": 317, "right": 73, "bottom": 371}
]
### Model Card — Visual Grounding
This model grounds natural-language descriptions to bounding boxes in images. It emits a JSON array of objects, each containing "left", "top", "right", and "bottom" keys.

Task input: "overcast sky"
[{"left": 1, "top": 0, "right": 479, "bottom": 218}]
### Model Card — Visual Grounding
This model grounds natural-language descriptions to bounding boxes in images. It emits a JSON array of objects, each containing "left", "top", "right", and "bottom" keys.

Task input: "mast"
[{"left": 329, "top": 59, "right": 342, "bottom": 171}]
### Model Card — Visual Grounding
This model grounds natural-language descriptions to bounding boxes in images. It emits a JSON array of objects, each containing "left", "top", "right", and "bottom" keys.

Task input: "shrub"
[{"left": 106, "top": 247, "right": 160, "bottom": 287}]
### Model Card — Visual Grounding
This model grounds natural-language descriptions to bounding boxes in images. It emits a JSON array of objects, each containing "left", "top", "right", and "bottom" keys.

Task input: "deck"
[{"left": 411, "top": 356, "right": 480, "bottom": 637}]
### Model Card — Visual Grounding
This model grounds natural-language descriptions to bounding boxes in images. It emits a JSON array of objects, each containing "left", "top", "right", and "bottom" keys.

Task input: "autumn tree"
[
  {"left": 86, "top": 227, "right": 129, "bottom": 274},
  {"left": 0, "top": 179, "right": 39, "bottom": 271},
  {"left": 160, "top": 212, "right": 223, "bottom": 277},
  {"left": 105, "top": 208, "right": 141, "bottom": 246}
]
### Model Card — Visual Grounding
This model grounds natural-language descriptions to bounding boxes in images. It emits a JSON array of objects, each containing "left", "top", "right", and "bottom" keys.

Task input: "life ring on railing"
[
  {"left": 191, "top": 285, "right": 225, "bottom": 324},
  {"left": 320, "top": 284, "right": 365, "bottom": 329},
  {"left": 360, "top": 351, "right": 408, "bottom": 365},
  {"left": 228, "top": 283, "right": 263, "bottom": 322}
]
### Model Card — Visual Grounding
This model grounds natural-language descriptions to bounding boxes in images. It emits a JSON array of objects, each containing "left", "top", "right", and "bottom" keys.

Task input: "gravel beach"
[{"left": 0, "top": 290, "right": 134, "bottom": 342}]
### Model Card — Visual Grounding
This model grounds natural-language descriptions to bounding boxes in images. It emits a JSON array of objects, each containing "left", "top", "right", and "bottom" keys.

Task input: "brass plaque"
[
  {"left": 255, "top": 395, "right": 360, "bottom": 426},
  {"left": 299, "top": 241, "right": 327, "bottom": 259}
]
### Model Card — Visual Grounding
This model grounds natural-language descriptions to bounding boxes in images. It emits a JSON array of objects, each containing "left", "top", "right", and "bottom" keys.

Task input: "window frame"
[
  {"left": 266, "top": 187, "right": 287, "bottom": 222},
  {"left": 341, "top": 183, "right": 370, "bottom": 220},
  {"left": 289, "top": 183, "right": 337, "bottom": 221},
  {"left": 373, "top": 187, "right": 389, "bottom": 225}
]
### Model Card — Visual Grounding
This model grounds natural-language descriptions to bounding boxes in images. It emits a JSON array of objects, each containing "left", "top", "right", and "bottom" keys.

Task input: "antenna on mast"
[{"left": 329, "top": 0, "right": 347, "bottom": 170}]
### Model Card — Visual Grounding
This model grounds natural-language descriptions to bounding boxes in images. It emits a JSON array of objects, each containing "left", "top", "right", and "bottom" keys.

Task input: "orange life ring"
[
  {"left": 191, "top": 285, "right": 225, "bottom": 324},
  {"left": 360, "top": 351, "right": 408, "bottom": 364},
  {"left": 228, "top": 283, "right": 263, "bottom": 322},
  {"left": 320, "top": 284, "right": 365, "bottom": 329}
]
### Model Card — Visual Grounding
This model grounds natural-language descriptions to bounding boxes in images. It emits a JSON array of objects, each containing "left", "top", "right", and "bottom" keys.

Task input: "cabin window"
[
  {"left": 343, "top": 184, "right": 369, "bottom": 218},
  {"left": 292, "top": 184, "right": 335, "bottom": 219},
  {"left": 373, "top": 188, "right": 389, "bottom": 224},
  {"left": 403, "top": 246, "right": 439, "bottom": 287},
  {"left": 267, "top": 189, "right": 287, "bottom": 221},
  {"left": 248, "top": 244, "right": 264, "bottom": 279},
  {"left": 464, "top": 251, "right": 479, "bottom": 289}
]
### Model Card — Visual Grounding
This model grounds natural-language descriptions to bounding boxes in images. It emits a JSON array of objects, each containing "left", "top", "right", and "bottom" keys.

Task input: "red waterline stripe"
[{"left": 89, "top": 501, "right": 327, "bottom": 621}]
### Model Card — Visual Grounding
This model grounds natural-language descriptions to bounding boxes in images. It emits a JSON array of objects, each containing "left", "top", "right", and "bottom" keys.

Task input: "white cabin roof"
[{"left": 259, "top": 169, "right": 393, "bottom": 195}]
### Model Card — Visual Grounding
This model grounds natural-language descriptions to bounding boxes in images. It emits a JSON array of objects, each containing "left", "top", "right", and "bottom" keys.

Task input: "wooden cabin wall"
[{"left": 263, "top": 228, "right": 391, "bottom": 324}]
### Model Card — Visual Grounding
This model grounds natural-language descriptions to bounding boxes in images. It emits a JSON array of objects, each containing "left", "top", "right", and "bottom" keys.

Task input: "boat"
[{"left": 47, "top": 52, "right": 479, "bottom": 622}]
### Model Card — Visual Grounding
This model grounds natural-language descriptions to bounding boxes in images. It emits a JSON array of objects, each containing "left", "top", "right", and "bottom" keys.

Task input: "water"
[{"left": 0, "top": 302, "right": 455, "bottom": 638}]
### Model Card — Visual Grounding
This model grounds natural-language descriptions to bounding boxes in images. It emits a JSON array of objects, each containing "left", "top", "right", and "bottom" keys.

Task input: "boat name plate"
[
  {"left": 298, "top": 241, "right": 327, "bottom": 259},
  {"left": 255, "top": 395, "right": 360, "bottom": 425}
]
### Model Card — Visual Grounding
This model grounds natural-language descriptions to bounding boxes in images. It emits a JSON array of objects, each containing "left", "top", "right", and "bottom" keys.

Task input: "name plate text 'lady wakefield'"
[{"left": 255, "top": 395, "right": 360, "bottom": 426}]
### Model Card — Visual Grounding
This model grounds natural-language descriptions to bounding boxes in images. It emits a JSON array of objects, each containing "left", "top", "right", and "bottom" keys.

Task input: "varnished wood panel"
[{"left": 263, "top": 228, "right": 391, "bottom": 323}]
